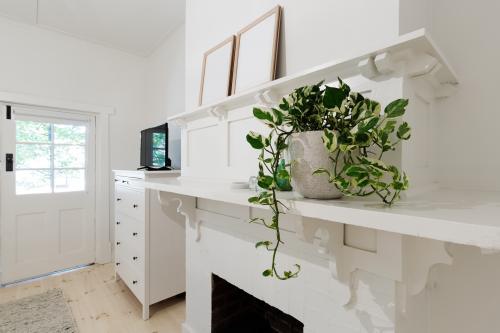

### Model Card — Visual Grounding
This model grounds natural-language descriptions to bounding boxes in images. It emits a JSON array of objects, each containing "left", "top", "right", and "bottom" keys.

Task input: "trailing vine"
[{"left": 247, "top": 78, "right": 412, "bottom": 280}]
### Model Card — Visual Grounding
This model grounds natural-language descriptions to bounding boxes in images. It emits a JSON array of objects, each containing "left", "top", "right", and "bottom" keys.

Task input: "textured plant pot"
[{"left": 289, "top": 130, "right": 343, "bottom": 199}]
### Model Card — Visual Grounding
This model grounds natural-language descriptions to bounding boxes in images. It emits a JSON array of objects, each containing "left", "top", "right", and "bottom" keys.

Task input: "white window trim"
[{"left": 0, "top": 92, "right": 115, "bottom": 264}]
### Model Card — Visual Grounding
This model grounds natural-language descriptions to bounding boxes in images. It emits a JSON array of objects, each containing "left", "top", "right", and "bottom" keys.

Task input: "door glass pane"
[
  {"left": 16, "top": 170, "right": 51, "bottom": 195},
  {"left": 16, "top": 120, "right": 51, "bottom": 143},
  {"left": 54, "top": 169, "right": 85, "bottom": 193},
  {"left": 54, "top": 124, "right": 86, "bottom": 144},
  {"left": 16, "top": 144, "right": 51, "bottom": 169},
  {"left": 54, "top": 145, "right": 85, "bottom": 168}
]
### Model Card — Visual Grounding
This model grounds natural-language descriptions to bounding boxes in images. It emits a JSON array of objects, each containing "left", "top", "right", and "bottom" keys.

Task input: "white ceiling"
[{"left": 0, "top": 0, "right": 185, "bottom": 56}]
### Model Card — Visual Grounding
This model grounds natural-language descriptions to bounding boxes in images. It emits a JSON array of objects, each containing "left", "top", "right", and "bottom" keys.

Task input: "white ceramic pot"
[{"left": 289, "top": 130, "right": 343, "bottom": 199}]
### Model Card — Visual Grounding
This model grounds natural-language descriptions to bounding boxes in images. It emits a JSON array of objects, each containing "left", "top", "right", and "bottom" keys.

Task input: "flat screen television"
[{"left": 139, "top": 123, "right": 171, "bottom": 170}]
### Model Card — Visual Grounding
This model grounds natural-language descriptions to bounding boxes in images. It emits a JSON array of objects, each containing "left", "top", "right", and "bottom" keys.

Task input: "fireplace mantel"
[
  {"left": 145, "top": 28, "right": 499, "bottom": 332},
  {"left": 146, "top": 178, "right": 500, "bottom": 251}
]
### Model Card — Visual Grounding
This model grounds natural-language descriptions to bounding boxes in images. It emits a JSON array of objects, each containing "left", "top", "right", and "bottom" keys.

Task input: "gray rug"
[{"left": 0, "top": 289, "right": 78, "bottom": 333}]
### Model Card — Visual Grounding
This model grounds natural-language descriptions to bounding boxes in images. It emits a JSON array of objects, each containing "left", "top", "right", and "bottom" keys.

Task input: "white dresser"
[{"left": 113, "top": 170, "right": 185, "bottom": 320}]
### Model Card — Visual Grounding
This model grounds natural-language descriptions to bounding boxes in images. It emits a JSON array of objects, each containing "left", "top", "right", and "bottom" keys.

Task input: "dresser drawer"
[
  {"left": 114, "top": 176, "right": 144, "bottom": 191},
  {"left": 115, "top": 240, "right": 145, "bottom": 273},
  {"left": 115, "top": 185, "right": 145, "bottom": 221},
  {"left": 115, "top": 213, "right": 145, "bottom": 254},
  {"left": 116, "top": 260, "right": 145, "bottom": 304}
]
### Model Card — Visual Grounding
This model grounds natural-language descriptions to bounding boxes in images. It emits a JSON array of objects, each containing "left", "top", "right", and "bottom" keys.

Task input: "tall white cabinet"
[{"left": 113, "top": 170, "right": 185, "bottom": 320}]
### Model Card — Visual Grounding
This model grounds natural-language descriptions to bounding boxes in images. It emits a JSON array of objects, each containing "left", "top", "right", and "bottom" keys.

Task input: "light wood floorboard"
[{"left": 0, "top": 264, "right": 186, "bottom": 333}]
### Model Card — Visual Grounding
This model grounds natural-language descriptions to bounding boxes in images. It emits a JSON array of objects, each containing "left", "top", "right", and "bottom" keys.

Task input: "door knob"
[
  {"left": 116, "top": 198, "right": 122, "bottom": 201},
  {"left": 132, "top": 280, "right": 138, "bottom": 284},
  {"left": 133, "top": 256, "right": 138, "bottom": 260},
  {"left": 116, "top": 221, "right": 120, "bottom": 225},
  {"left": 133, "top": 204, "right": 138, "bottom": 208},
  {"left": 132, "top": 232, "right": 138, "bottom": 236},
  {"left": 116, "top": 262, "right": 120, "bottom": 266},
  {"left": 116, "top": 242, "right": 120, "bottom": 245}
]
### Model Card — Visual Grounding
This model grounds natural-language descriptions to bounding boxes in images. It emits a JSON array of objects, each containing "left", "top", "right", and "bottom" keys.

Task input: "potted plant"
[{"left": 246, "top": 78, "right": 412, "bottom": 280}]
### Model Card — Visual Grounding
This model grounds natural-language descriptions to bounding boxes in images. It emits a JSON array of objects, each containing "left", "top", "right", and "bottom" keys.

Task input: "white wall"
[
  {"left": 427, "top": 0, "right": 500, "bottom": 192},
  {"left": 145, "top": 24, "right": 185, "bottom": 169},
  {"left": 0, "top": 17, "right": 147, "bottom": 170},
  {"left": 185, "top": 0, "right": 399, "bottom": 111}
]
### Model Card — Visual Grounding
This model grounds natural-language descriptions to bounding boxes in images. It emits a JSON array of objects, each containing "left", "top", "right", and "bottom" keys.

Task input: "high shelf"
[{"left": 169, "top": 29, "right": 458, "bottom": 124}]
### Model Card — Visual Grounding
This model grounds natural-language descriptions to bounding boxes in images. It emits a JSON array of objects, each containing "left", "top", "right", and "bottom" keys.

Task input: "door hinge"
[{"left": 6, "top": 105, "right": 11, "bottom": 119}]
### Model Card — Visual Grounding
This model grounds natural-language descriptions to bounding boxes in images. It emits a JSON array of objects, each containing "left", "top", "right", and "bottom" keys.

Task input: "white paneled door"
[{"left": 0, "top": 105, "right": 96, "bottom": 284}]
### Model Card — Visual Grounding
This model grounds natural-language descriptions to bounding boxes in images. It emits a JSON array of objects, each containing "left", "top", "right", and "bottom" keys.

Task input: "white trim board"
[
  {"left": 145, "top": 178, "right": 500, "bottom": 251},
  {"left": 0, "top": 92, "right": 114, "bottom": 265}
]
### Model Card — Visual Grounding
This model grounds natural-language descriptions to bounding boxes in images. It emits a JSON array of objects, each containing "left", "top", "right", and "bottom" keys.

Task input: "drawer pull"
[
  {"left": 116, "top": 198, "right": 122, "bottom": 201},
  {"left": 133, "top": 256, "right": 138, "bottom": 260},
  {"left": 116, "top": 262, "right": 120, "bottom": 266},
  {"left": 133, "top": 204, "right": 139, "bottom": 208},
  {"left": 116, "top": 242, "right": 120, "bottom": 245},
  {"left": 132, "top": 280, "right": 138, "bottom": 285},
  {"left": 116, "top": 221, "right": 121, "bottom": 225},
  {"left": 132, "top": 232, "right": 138, "bottom": 236},
  {"left": 122, "top": 180, "right": 129, "bottom": 184},
  {"left": 114, "top": 179, "right": 119, "bottom": 182}
]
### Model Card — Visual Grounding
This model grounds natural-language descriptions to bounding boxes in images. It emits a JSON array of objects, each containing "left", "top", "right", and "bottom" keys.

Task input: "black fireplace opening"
[{"left": 211, "top": 274, "right": 304, "bottom": 333}]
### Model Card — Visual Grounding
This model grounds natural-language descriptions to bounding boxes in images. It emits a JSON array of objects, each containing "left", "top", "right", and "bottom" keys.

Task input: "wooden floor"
[{"left": 0, "top": 264, "right": 186, "bottom": 333}]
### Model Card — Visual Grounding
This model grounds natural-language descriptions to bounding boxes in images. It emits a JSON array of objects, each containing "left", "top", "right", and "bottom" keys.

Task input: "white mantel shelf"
[
  {"left": 145, "top": 178, "right": 500, "bottom": 251},
  {"left": 168, "top": 28, "right": 458, "bottom": 123}
]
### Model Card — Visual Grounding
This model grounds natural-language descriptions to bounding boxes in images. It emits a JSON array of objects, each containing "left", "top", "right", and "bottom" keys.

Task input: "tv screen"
[{"left": 140, "top": 123, "right": 170, "bottom": 169}]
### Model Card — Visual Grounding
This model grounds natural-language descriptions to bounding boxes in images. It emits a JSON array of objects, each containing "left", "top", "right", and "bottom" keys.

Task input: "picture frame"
[
  {"left": 198, "top": 36, "right": 236, "bottom": 106},
  {"left": 232, "top": 6, "right": 282, "bottom": 95}
]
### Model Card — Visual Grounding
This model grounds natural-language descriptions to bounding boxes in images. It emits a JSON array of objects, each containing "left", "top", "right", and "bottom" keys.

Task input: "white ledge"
[
  {"left": 169, "top": 28, "right": 458, "bottom": 123},
  {"left": 145, "top": 178, "right": 500, "bottom": 251}
]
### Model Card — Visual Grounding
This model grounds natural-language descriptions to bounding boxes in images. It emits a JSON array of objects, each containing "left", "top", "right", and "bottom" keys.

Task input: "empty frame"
[
  {"left": 232, "top": 6, "right": 282, "bottom": 94},
  {"left": 199, "top": 36, "right": 235, "bottom": 106}
]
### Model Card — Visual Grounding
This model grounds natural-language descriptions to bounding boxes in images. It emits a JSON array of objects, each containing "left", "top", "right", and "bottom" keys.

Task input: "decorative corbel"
[
  {"left": 157, "top": 191, "right": 201, "bottom": 242},
  {"left": 398, "top": 237, "right": 453, "bottom": 315},
  {"left": 374, "top": 52, "right": 398, "bottom": 75},
  {"left": 174, "top": 118, "right": 187, "bottom": 129},
  {"left": 254, "top": 89, "right": 280, "bottom": 107},
  {"left": 358, "top": 57, "right": 379, "bottom": 79},
  {"left": 208, "top": 106, "right": 227, "bottom": 121}
]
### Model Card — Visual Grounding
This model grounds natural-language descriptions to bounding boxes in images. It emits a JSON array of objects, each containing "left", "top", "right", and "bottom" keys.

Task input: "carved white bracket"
[
  {"left": 157, "top": 191, "right": 201, "bottom": 242},
  {"left": 359, "top": 50, "right": 458, "bottom": 98},
  {"left": 374, "top": 52, "right": 398, "bottom": 75},
  {"left": 402, "top": 237, "right": 452, "bottom": 296},
  {"left": 397, "top": 237, "right": 453, "bottom": 316},
  {"left": 254, "top": 89, "right": 280, "bottom": 106},
  {"left": 173, "top": 118, "right": 187, "bottom": 129},
  {"left": 294, "top": 217, "right": 455, "bottom": 314},
  {"left": 358, "top": 57, "right": 379, "bottom": 79},
  {"left": 208, "top": 106, "right": 227, "bottom": 121}
]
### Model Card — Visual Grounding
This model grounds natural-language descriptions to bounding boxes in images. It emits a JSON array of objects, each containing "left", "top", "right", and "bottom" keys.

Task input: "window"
[
  {"left": 15, "top": 119, "right": 87, "bottom": 195},
  {"left": 151, "top": 132, "right": 166, "bottom": 167}
]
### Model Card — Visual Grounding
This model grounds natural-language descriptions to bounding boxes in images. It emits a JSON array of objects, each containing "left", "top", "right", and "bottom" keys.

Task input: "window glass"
[
  {"left": 15, "top": 120, "right": 87, "bottom": 195},
  {"left": 54, "top": 169, "right": 85, "bottom": 193},
  {"left": 16, "top": 121, "right": 51, "bottom": 143},
  {"left": 54, "top": 124, "right": 86, "bottom": 144},
  {"left": 152, "top": 132, "right": 166, "bottom": 148},
  {"left": 152, "top": 148, "right": 165, "bottom": 167},
  {"left": 54, "top": 145, "right": 85, "bottom": 168},
  {"left": 16, "top": 144, "right": 51, "bottom": 169},
  {"left": 16, "top": 170, "right": 52, "bottom": 195}
]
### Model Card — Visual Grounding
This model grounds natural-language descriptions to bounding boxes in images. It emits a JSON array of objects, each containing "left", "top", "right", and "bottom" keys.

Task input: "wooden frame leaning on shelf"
[
  {"left": 199, "top": 36, "right": 236, "bottom": 106},
  {"left": 232, "top": 5, "right": 282, "bottom": 94}
]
